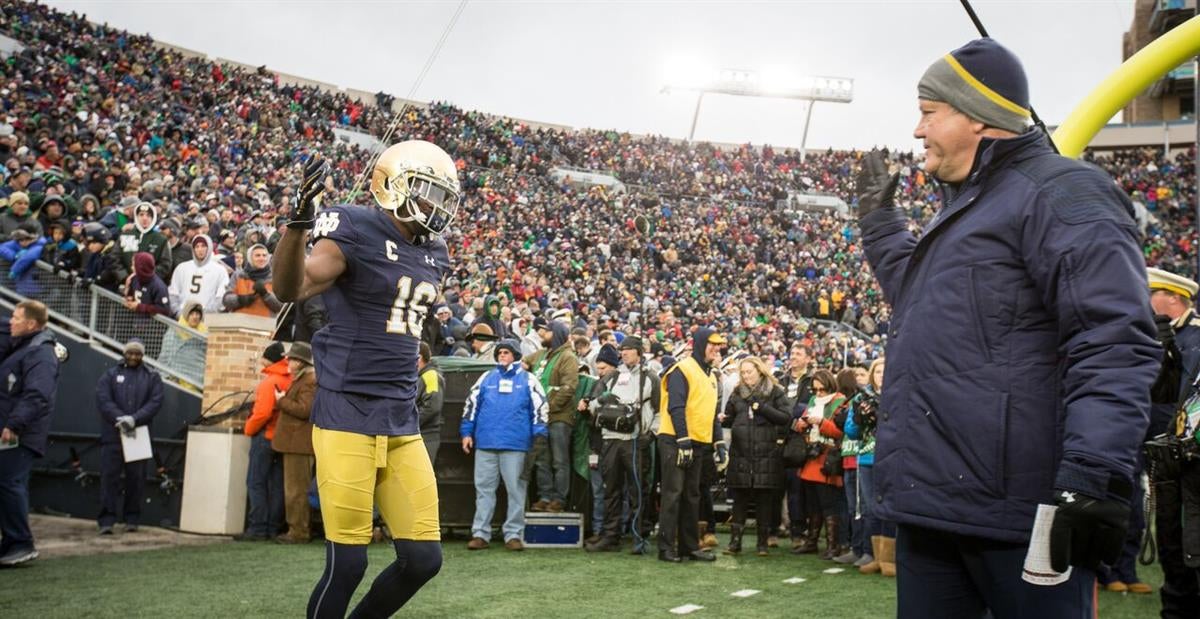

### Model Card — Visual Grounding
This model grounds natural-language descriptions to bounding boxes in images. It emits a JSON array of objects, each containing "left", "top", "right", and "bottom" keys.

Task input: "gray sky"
[{"left": 46, "top": 1, "right": 1136, "bottom": 152}]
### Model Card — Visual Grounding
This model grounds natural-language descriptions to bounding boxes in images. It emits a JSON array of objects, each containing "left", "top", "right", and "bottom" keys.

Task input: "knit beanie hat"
[
  {"left": 263, "top": 341, "right": 286, "bottom": 363},
  {"left": 596, "top": 344, "right": 620, "bottom": 368},
  {"left": 918, "top": 38, "right": 1031, "bottom": 134}
]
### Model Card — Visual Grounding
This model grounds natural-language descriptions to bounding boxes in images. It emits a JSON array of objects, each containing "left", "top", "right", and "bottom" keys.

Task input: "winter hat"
[
  {"left": 494, "top": 339, "right": 522, "bottom": 362},
  {"left": 263, "top": 341, "right": 286, "bottom": 363},
  {"left": 596, "top": 344, "right": 620, "bottom": 368},
  {"left": 133, "top": 252, "right": 155, "bottom": 283},
  {"left": 917, "top": 38, "right": 1031, "bottom": 134},
  {"left": 124, "top": 339, "right": 145, "bottom": 355},
  {"left": 11, "top": 220, "right": 40, "bottom": 241}
]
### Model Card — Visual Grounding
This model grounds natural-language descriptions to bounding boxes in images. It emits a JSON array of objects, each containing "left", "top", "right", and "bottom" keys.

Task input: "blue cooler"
[{"left": 523, "top": 512, "right": 583, "bottom": 548}]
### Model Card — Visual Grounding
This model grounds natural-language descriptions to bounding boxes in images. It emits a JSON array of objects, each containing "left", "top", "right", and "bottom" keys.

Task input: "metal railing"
[{"left": 0, "top": 261, "right": 206, "bottom": 388}]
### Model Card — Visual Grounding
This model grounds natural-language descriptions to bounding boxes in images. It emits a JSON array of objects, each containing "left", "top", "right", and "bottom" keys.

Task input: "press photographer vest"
[{"left": 658, "top": 356, "right": 717, "bottom": 443}]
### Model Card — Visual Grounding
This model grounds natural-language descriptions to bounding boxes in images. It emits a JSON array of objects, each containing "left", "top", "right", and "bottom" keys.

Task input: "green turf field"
[{"left": 0, "top": 537, "right": 1165, "bottom": 618}]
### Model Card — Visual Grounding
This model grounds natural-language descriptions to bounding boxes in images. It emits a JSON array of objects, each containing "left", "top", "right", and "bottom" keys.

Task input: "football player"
[{"left": 273, "top": 141, "right": 459, "bottom": 619}]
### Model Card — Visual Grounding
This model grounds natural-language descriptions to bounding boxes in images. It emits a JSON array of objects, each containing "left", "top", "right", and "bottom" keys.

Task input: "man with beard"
[
  {"left": 525, "top": 316, "right": 579, "bottom": 512},
  {"left": 223, "top": 244, "right": 281, "bottom": 317}
]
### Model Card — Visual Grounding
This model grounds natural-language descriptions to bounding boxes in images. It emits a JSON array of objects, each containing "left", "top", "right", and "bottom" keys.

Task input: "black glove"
[
  {"left": 1154, "top": 314, "right": 1176, "bottom": 349},
  {"left": 854, "top": 151, "right": 900, "bottom": 219},
  {"left": 288, "top": 156, "right": 329, "bottom": 230},
  {"left": 1048, "top": 487, "right": 1130, "bottom": 573},
  {"left": 252, "top": 280, "right": 267, "bottom": 297},
  {"left": 237, "top": 293, "right": 257, "bottom": 307},
  {"left": 675, "top": 437, "right": 694, "bottom": 468}
]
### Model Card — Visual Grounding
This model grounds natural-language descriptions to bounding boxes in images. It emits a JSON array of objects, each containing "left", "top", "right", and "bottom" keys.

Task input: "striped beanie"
[{"left": 918, "top": 38, "right": 1031, "bottom": 134}]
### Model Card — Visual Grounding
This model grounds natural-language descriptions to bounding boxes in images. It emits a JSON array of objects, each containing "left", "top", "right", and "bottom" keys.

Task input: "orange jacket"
[{"left": 244, "top": 359, "right": 292, "bottom": 440}]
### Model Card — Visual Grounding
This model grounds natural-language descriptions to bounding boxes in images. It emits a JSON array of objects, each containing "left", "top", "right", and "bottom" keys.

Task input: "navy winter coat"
[
  {"left": 860, "top": 130, "right": 1160, "bottom": 543},
  {"left": 0, "top": 330, "right": 60, "bottom": 456},
  {"left": 95, "top": 362, "right": 164, "bottom": 444}
]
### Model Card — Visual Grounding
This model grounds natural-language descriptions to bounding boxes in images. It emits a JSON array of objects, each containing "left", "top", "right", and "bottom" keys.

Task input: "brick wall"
[{"left": 201, "top": 313, "right": 276, "bottom": 428}]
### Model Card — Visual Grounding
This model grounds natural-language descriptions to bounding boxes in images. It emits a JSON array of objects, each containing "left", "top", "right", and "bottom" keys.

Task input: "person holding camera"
[
  {"left": 720, "top": 356, "right": 790, "bottom": 556},
  {"left": 583, "top": 338, "right": 659, "bottom": 554},
  {"left": 791, "top": 368, "right": 846, "bottom": 559},
  {"left": 1145, "top": 267, "right": 1200, "bottom": 615}
]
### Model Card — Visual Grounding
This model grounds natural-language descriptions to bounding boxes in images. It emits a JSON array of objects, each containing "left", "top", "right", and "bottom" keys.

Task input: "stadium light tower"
[{"left": 662, "top": 67, "right": 854, "bottom": 159}]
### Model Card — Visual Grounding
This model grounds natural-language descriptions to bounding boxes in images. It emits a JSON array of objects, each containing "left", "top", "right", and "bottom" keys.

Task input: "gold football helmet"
[{"left": 369, "top": 140, "right": 461, "bottom": 235}]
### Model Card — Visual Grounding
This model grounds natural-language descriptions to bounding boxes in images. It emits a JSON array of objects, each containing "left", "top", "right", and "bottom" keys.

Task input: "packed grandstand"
[{"left": 0, "top": 0, "right": 1193, "bottom": 370}]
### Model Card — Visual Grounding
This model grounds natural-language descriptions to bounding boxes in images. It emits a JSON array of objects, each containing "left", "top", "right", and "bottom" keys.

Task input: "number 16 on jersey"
[{"left": 387, "top": 276, "right": 437, "bottom": 336}]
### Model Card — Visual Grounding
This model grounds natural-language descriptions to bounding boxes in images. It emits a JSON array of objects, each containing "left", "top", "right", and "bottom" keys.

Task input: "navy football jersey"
[{"left": 309, "top": 204, "right": 450, "bottom": 435}]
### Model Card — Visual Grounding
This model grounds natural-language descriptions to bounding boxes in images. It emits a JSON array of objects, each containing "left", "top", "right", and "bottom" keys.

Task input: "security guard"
[
  {"left": 657, "top": 327, "right": 724, "bottom": 563},
  {"left": 1147, "top": 267, "right": 1200, "bottom": 616},
  {"left": 94, "top": 339, "right": 163, "bottom": 535}
]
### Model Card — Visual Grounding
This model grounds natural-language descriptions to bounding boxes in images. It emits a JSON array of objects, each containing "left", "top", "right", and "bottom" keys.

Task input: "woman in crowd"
[
  {"left": 844, "top": 358, "right": 895, "bottom": 576},
  {"left": 721, "top": 356, "right": 791, "bottom": 556},
  {"left": 793, "top": 368, "right": 846, "bottom": 559},
  {"left": 833, "top": 368, "right": 865, "bottom": 564}
]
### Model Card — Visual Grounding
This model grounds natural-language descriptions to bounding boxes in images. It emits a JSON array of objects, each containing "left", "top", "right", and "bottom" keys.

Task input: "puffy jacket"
[
  {"left": 244, "top": 359, "right": 292, "bottom": 441},
  {"left": 460, "top": 362, "right": 548, "bottom": 451},
  {"left": 95, "top": 361, "right": 164, "bottom": 444},
  {"left": 861, "top": 130, "right": 1161, "bottom": 543},
  {"left": 0, "top": 330, "right": 59, "bottom": 456},
  {"left": 0, "top": 237, "right": 46, "bottom": 296},
  {"left": 722, "top": 383, "right": 791, "bottom": 489}
]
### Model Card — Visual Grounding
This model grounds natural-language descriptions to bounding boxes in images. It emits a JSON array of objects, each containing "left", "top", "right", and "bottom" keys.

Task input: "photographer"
[
  {"left": 1146, "top": 268, "right": 1200, "bottom": 615},
  {"left": 583, "top": 338, "right": 659, "bottom": 554}
]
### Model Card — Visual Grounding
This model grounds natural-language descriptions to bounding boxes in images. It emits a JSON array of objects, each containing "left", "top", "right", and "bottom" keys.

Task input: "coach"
[{"left": 857, "top": 38, "right": 1160, "bottom": 617}]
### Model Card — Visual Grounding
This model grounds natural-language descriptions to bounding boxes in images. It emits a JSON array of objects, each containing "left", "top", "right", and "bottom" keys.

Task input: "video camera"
[{"left": 1144, "top": 433, "right": 1200, "bottom": 481}]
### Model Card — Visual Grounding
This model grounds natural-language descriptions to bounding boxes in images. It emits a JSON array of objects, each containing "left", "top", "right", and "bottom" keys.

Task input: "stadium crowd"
[{"left": 0, "top": 0, "right": 1191, "bottom": 596}]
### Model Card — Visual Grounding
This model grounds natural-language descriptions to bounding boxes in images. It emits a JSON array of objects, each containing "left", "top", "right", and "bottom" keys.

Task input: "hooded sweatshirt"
[
  {"left": 524, "top": 319, "right": 579, "bottom": 425},
  {"left": 168, "top": 234, "right": 230, "bottom": 315},
  {"left": 659, "top": 327, "right": 724, "bottom": 444},
  {"left": 222, "top": 243, "right": 281, "bottom": 317},
  {"left": 128, "top": 252, "right": 171, "bottom": 316},
  {"left": 117, "top": 205, "right": 172, "bottom": 281}
]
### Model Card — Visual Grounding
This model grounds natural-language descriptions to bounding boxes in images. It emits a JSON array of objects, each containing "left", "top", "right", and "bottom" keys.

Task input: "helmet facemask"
[{"left": 379, "top": 167, "right": 460, "bottom": 236}]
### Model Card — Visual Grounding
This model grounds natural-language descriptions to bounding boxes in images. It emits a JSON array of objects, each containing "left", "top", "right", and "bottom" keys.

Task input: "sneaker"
[
  {"left": 504, "top": 538, "right": 525, "bottom": 551},
  {"left": 530, "top": 499, "right": 550, "bottom": 512},
  {"left": 546, "top": 499, "right": 565, "bottom": 513},
  {"left": 0, "top": 547, "right": 37, "bottom": 567},
  {"left": 767, "top": 535, "right": 779, "bottom": 548},
  {"left": 833, "top": 550, "right": 859, "bottom": 564},
  {"left": 98, "top": 526, "right": 114, "bottom": 536},
  {"left": 123, "top": 523, "right": 139, "bottom": 533},
  {"left": 1104, "top": 581, "right": 1128, "bottom": 593},
  {"left": 630, "top": 541, "right": 648, "bottom": 555},
  {"left": 853, "top": 553, "right": 875, "bottom": 568},
  {"left": 467, "top": 537, "right": 490, "bottom": 550}
]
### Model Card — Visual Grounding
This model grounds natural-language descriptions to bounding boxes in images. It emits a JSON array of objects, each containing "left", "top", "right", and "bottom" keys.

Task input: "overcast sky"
[{"left": 45, "top": 0, "right": 1137, "bottom": 152}]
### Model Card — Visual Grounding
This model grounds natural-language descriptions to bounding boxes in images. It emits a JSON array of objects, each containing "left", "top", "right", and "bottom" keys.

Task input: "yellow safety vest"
[{"left": 658, "top": 357, "right": 717, "bottom": 443}]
